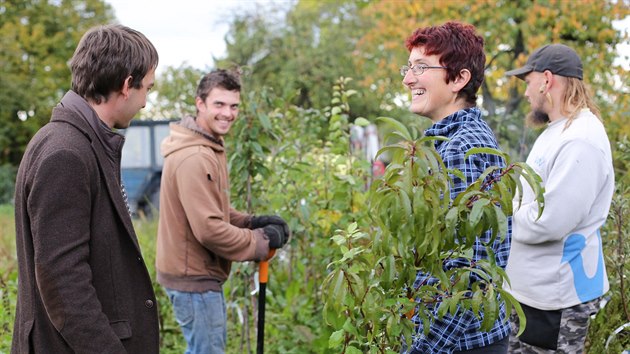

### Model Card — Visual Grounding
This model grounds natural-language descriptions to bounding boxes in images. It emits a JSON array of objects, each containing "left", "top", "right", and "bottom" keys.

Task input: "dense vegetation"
[{"left": 1, "top": 0, "right": 628, "bottom": 352}]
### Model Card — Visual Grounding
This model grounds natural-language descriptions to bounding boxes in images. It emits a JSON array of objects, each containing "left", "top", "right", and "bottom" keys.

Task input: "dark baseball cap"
[{"left": 505, "top": 44, "right": 583, "bottom": 80}]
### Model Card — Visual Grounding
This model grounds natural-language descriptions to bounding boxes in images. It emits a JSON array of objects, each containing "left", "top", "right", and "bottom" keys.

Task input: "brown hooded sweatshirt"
[{"left": 156, "top": 116, "right": 269, "bottom": 292}]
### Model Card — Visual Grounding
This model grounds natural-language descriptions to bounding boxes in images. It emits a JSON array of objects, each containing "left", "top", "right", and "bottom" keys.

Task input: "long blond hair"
[{"left": 561, "top": 77, "right": 601, "bottom": 129}]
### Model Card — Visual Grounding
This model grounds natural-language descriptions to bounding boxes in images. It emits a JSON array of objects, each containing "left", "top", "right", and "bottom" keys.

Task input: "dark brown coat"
[{"left": 12, "top": 93, "right": 159, "bottom": 353}]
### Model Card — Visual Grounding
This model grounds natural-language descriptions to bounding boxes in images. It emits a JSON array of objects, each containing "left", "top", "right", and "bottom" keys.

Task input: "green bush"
[
  {"left": 0, "top": 164, "right": 16, "bottom": 205},
  {"left": 586, "top": 137, "right": 630, "bottom": 352}
]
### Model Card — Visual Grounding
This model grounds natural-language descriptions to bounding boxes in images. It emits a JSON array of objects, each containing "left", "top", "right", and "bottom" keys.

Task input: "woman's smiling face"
[{"left": 402, "top": 46, "right": 460, "bottom": 122}]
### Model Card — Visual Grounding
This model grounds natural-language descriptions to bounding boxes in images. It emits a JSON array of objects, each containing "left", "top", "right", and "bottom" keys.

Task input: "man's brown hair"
[{"left": 70, "top": 24, "right": 158, "bottom": 104}]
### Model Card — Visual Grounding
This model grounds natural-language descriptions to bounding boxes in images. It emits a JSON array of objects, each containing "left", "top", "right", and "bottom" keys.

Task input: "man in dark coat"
[{"left": 12, "top": 24, "right": 160, "bottom": 353}]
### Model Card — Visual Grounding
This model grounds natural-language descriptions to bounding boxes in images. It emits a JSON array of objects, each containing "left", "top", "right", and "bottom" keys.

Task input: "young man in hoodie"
[
  {"left": 400, "top": 21, "right": 511, "bottom": 354},
  {"left": 156, "top": 69, "right": 290, "bottom": 353}
]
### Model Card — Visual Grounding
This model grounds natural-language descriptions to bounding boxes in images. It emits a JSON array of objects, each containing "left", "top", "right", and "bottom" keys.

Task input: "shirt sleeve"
[{"left": 229, "top": 207, "right": 252, "bottom": 228}]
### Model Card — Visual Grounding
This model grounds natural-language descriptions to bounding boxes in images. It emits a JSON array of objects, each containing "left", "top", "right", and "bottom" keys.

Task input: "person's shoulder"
[
  {"left": 454, "top": 121, "right": 498, "bottom": 149},
  {"left": 164, "top": 129, "right": 221, "bottom": 159},
  {"left": 31, "top": 117, "right": 91, "bottom": 152},
  {"left": 172, "top": 145, "right": 220, "bottom": 171},
  {"left": 562, "top": 110, "right": 608, "bottom": 143},
  {"left": 576, "top": 110, "right": 606, "bottom": 133}
]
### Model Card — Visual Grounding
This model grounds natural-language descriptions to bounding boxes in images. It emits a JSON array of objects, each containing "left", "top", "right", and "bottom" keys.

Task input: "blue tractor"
[{"left": 120, "top": 119, "right": 175, "bottom": 218}]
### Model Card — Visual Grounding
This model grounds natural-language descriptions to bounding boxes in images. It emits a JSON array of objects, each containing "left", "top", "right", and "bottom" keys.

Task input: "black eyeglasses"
[{"left": 400, "top": 64, "right": 448, "bottom": 77}]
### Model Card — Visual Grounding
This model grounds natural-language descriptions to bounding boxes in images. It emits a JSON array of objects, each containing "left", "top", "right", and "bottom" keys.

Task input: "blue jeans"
[{"left": 165, "top": 288, "right": 227, "bottom": 354}]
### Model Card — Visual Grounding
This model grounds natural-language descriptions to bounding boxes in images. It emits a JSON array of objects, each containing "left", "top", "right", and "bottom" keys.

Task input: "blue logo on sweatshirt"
[{"left": 561, "top": 230, "right": 605, "bottom": 302}]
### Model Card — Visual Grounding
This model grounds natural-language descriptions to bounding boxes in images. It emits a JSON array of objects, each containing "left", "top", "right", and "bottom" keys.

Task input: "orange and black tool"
[{"left": 257, "top": 249, "right": 275, "bottom": 354}]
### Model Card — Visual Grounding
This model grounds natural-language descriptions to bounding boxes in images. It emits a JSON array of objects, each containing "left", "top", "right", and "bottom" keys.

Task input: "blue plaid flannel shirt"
[{"left": 406, "top": 107, "right": 511, "bottom": 353}]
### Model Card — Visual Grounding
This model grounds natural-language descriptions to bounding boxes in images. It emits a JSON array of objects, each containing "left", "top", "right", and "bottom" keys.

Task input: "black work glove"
[
  {"left": 262, "top": 224, "right": 289, "bottom": 249},
  {"left": 250, "top": 215, "right": 290, "bottom": 237}
]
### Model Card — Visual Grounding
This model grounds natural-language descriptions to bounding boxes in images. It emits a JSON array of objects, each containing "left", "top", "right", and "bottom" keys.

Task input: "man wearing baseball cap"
[{"left": 504, "top": 44, "right": 614, "bottom": 353}]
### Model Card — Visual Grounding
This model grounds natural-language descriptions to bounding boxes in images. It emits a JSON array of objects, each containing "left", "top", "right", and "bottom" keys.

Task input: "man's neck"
[
  {"left": 89, "top": 90, "right": 127, "bottom": 129},
  {"left": 547, "top": 104, "right": 578, "bottom": 123}
]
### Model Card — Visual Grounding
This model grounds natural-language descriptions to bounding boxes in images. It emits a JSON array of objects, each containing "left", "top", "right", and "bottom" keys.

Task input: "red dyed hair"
[{"left": 405, "top": 21, "right": 485, "bottom": 106}]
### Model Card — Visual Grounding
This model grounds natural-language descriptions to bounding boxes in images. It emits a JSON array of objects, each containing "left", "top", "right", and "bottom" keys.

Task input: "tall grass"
[
  {"left": 0, "top": 204, "right": 17, "bottom": 350},
  {"left": 133, "top": 216, "right": 187, "bottom": 353}
]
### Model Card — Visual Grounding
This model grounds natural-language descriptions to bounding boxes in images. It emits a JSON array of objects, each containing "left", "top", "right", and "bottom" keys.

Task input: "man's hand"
[
  {"left": 250, "top": 215, "right": 290, "bottom": 237},
  {"left": 262, "top": 224, "right": 289, "bottom": 249}
]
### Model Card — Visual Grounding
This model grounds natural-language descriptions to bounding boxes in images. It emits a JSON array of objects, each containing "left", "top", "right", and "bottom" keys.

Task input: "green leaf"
[
  {"left": 493, "top": 205, "right": 508, "bottom": 242},
  {"left": 343, "top": 317, "right": 360, "bottom": 336},
  {"left": 476, "top": 165, "right": 502, "bottom": 188},
  {"left": 437, "top": 298, "right": 450, "bottom": 318},
  {"left": 513, "top": 162, "right": 545, "bottom": 219},
  {"left": 257, "top": 113, "right": 272, "bottom": 130},
  {"left": 494, "top": 180, "right": 513, "bottom": 215},
  {"left": 420, "top": 135, "right": 450, "bottom": 144},
  {"left": 471, "top": 289, "right": 483, "bottom": 317},
  {"left": 340, "top": 247, "right": 364, "bottom": 263},
  {"left": 323, "top": 302, "right": 345, "bottom": 328},
  {"left": 452, "top": 189, "right": 484, "bottom": 207},
  {"left": 386, "top": 311, "right": 396, "bottom": 336},
  {"left": 391, "top": 130, "right": 413, "bottom": 142},
  {"left": 376, "top": 145, "right": 406, "bottom": 160},
  {"left": 328, "top": 329, "right": 345, "bottom": 348},
  {"left": 469, "top": 198, "right": 491, "bottom": 227},
  {"left": 331, "top": 234, "right": 346, "bottom": 245},
  {"left": 398, "top": 189, "right": 412, "bottom": 220},
  {"left": 449, "top": 168, "right": 466, "bottom": 183},
  {"left": 332, "top": 270, "right": 346, "bottom": 303},
  {"left": 464, "top": 147, "right": 507, "bottom": 161},
  {"left": 346, "top": 346, "right": 363, "bottom": 354},
  {"left": 376, "top": 116, "right": 412, "bottom": 141},
  {"left": 353, "top": 117, "right": 370, "bottom": 126},
  {"left": 498, "top": 288, "right": 527, "bottom": 336},
  {"left": 480, "top": 288, "right": 497, "bottom": 331}
]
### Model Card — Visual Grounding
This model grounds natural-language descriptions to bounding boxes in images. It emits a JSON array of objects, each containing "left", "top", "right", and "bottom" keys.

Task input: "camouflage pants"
[{"left": 508, "top": 297, "right": 602, "bottom": 354}]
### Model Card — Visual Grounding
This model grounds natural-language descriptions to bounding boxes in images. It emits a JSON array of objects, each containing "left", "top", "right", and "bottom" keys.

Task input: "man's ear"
[
  {"left": 121, "top": 76, "right": 133, "bottom": 99},
  {"left": 195, "top": 97, "right": 205, "bottom": 112},
  {"left": 451, "top": 69, "right": 471, "bottom": 93},
  {"left": 543, "top": 70, "right": 554, "bottom": 90}
]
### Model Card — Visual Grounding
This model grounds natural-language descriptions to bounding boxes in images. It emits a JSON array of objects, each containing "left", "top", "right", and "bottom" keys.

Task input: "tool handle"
[
  {"left": 257, "top": 249, "right": 275, "bottom": 354},
  {"left": 259, "top": 249, "right": 276, "bottom": 283}
]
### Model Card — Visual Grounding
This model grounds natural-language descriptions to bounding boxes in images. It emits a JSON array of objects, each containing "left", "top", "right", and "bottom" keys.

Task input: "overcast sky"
[{"left": 105, "top": 0, "right": 267, "bottom": 73}]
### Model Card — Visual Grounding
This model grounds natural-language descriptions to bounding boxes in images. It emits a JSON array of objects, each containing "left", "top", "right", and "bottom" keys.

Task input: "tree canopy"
[
  {"left": 355, "top": 0, "right": 629, "bottom": 158},
  {"left": 212, "top": 0, "right": 629, "bottom": 160},
  {"left": 0, "top": 0, "right": 114, "bottom": 166},
  {"left": 2, "top": 0, "right": 628, "bottom": 166}
]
